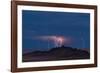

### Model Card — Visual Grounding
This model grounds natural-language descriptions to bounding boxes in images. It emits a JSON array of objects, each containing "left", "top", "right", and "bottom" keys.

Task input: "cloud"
[{"left": 32, "top": 35, "right": 72, "bottom": 47}]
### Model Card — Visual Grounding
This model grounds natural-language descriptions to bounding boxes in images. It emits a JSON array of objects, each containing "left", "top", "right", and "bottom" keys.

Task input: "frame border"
[{"left": 11, "top": 1, "right": 97, "bottom": 72}]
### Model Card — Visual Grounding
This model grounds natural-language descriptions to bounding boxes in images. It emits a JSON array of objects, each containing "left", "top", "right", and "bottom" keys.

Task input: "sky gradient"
[{"left": 22, "top": 10, "right": 90, "bottom": 53}]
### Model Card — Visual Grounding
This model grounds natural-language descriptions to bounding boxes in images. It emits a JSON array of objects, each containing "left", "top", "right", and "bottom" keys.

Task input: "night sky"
[{"left": 22, "top": 10, "right": 90, "bottom": 53}]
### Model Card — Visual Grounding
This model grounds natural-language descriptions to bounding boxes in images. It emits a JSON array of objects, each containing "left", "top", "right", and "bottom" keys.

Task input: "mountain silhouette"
[{"left": 23, "top": 46, "right": 90, "bottom": 62}]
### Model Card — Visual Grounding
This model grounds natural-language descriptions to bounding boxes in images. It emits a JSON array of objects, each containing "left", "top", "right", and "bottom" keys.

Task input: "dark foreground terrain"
[{"left": 23, "top": 46, "right": 90, "bottom": 62}]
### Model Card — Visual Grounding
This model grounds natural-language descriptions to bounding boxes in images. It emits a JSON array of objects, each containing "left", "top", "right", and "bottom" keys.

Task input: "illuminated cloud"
[{"left": 32, "top": 35, "right": 72, "bottom": 47}]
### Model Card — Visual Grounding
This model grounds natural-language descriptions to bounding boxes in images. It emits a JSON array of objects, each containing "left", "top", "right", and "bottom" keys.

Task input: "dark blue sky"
[{"left": 22, "top": 10, "right": 90, "bottom": 53}]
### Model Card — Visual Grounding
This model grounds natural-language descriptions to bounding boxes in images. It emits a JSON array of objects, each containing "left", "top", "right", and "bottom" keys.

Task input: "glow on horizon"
[
  {"left": 55, "top": 37, "right": 64, "bottom": 47},
  {"left": 33, "top": 36, "right": 71, "bottom": 47}
]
